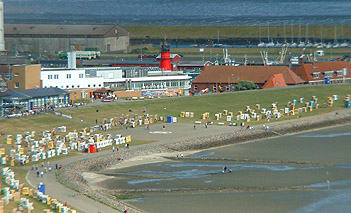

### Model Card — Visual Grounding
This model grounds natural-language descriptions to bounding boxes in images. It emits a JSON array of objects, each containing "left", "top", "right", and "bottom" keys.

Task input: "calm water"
[
  {"left": 5, "top": 0, "right": 351, "bottom": 25},
  {"left": 111, "top": 124, "right": 351, "bottom": 212}
]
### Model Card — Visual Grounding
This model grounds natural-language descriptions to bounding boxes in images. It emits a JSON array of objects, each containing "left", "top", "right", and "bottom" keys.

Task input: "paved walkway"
[{"left": 26, "top": 152, "right": 119, "bottom": 213}]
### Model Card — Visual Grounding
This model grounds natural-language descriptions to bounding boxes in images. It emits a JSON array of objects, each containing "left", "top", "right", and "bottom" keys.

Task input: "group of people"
[
  {"left": 112, "top": 145, "right": 120, "bottom": 152},
  {"left": 222, "top": 166, "right": 232, "bottom": 173},
  {"left": 32, "top": 161, "right": 61, "bottom": 178}
]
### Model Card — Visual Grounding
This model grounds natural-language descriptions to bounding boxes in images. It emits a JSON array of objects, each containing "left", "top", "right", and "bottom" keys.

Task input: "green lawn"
[
  {"left": 1, "top": 84, "right": 350, "bottom": 146},
  {"left": 65, "top": 85, "right": 349, "bottom": 125},
  {"left": 1, "top": 85, "right": 350, "bottom": 138}
]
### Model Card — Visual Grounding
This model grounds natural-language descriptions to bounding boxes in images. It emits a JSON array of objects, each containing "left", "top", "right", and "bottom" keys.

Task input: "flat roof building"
[{"left": 4, "top": 24, "right": 130, "bottom": 53}]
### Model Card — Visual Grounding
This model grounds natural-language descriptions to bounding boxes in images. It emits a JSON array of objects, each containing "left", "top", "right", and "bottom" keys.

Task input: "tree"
[{"left": 234, "top": 80, "right": 258, "bottom": 91}]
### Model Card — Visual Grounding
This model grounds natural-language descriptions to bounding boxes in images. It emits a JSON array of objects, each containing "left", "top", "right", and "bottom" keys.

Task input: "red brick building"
[
  {"left": 262, "top": 73, "right": 288, "bottom": 89},
  {"left": 294, "top": 61, "right": 351, "bottom": 84},
  {"left": 191, "top": 65, "right": 304, "bottom": 93}
]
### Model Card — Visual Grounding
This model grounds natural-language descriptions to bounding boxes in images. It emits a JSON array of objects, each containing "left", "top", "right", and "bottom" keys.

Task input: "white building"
[
  {"left": 41, "top": 68, "right": 104, "bottom": 90},
  {"left": 41, "top": 66, "right": 192, "bottom": 96},
  {"left": 104, "top": 75, "right": 192, "bottom": 92},
  {"left": 85, "top": 67, "right": 123, "bottom": 79}
]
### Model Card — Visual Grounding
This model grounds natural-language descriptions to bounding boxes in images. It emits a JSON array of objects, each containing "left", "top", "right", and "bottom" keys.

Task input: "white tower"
[
  {"left": 67, "top": 52, "right": 77, "bottom": 69},
  {"left": 0, "top": 0, "right": 5, "bottom": 52}
]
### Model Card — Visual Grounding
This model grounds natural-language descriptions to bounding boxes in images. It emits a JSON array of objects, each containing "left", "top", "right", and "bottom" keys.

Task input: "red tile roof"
[
  {"left": 294, "top": 61, "right": 351, "bottom": 82},
  {"left": 193, "top": 65, "right": 304, "bottom": 85},
  {"left": 262, "top": 73, "right": 288, "bottom": 89}
]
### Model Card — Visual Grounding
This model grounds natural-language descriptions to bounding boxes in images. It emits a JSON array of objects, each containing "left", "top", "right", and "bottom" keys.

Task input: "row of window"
[
  {"left": 47, "top": 74, "right": 84, "bottom": 79},
  {"left": 312, "top": 71, "right": 346, "bottom": 79},
  {"left": 44, "top": 84, "right": 102, "bottom": 89}
]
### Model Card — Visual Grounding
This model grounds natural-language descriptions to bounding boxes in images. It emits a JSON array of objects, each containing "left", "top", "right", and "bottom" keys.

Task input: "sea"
[
  {"left": 115, "top": 124, "right": 351, "bottom": 212},
  {"left": 4, "top": 0, "right": 351, "bottom": 26}
]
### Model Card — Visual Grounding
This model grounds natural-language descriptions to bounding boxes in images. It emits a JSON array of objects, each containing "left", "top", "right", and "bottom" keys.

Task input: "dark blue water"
[{"left": 5, "top": 0, "right": 351, "bottom": 25}]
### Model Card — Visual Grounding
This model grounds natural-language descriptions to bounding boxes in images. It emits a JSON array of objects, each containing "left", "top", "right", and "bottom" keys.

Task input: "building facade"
[
  {"left": 7, "top": 64, "right": 41, "bottom": 90},
  {"left": 5, "top": 24, "right": 130, "bottom": 54},
  {"left": 41, "top": 68, "right": 104, "bottom": 90},
  {"left": 192, "top": 65, "right": 304, "bottom": 93},
  {"left": 294, "top": 61, "right": 351, "bottom": 84},
  {"left": 0, "top": 87, "right": 70, "bottom": 117}
]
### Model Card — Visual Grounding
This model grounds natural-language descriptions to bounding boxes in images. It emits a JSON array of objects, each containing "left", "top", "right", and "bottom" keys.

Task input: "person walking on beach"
[
  {"left": 205, "top": 123, "right": 208, "bottom": 128},
  {"left": 194, "top": 125, "right": 196, "bottom": 130},
  {"left": 112, "top": 146, "right": 115, "bottom": 152}
]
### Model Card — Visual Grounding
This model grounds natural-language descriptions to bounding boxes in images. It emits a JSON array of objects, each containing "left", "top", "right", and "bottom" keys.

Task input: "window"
[
  {"left": 194, "top": 85, "right": 198, "bottom": 90},
  {"left": 226, "top": 86, "right": 230, "bottom": 91},
  {"left": 324, "top": 71, "right": 333, "bottom": 78},
  {"left": 88, "top": 85, "right": 90, "bottom": 88},
  {"left": 93, "top": 84, "right": 96, "bottom": 87},
  {"left": 48, "top": 75, "right": 53, "bottom": 79},
  {"left": 98, "top": 84, "right": 101, "bottom": 87},
  {"left": 312, "top": 73, "right": 320, "bottom": 79},
  {"left": 213, "top": 85, "right": 217, "bottom": 91},
  {"left": 72, "top": 85, "right": 74, "bottom": 88},
  {"left": 54, "top": 74, "right": 59, "bottom": 79},
  {"left": 14, "top": 73, "right": 19, "bottom": 77},
  {"left": 66, "top": 85, "right": 69, "bottom": 88},
  {"left": 77, "top": 85, "right": 80, "bottom": 88},
  {"left": 14, "top": 82, "right": 19, "bottom": 88},
  {"left": 337, "top": 70, "right": 344, "bottom": 77},
  {"left": 67, "top": 74, "right": 72, "bottom": 79},
  {"left": 79, "top": 74, "right": 84, "bottom": 78}
]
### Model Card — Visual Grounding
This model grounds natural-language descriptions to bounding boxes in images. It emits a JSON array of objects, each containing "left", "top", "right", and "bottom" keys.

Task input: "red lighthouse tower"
[{"left": 160, "top": 40, "right": 172, "bottom": 71}]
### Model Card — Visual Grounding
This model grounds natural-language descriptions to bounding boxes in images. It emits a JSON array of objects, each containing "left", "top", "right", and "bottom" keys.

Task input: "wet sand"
[{"left": 97, "top": 120, "right": 351, "bottom": 212}]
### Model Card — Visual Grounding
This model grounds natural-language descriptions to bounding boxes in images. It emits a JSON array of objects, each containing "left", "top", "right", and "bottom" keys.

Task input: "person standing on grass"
[{"left": 112, "top": 146, "right": 115, "bottom": 152}]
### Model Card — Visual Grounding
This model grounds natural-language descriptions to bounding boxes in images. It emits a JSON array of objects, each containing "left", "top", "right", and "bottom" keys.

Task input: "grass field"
[
  {"left": 123, "top": 25, "right": 351, "bottom": 40},
  {"left": 1, "top": 84, "right": 350, "bottom": 140}
]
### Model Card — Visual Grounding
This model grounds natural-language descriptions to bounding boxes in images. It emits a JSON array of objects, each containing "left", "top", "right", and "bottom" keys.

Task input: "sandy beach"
[{"left": 57, "top": 109, "right": 351, "bottom": 212}]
